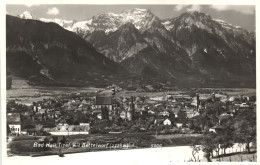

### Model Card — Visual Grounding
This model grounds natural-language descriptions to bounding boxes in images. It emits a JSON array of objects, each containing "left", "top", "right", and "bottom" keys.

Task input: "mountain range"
[
  {"left": 7, "top": 9, "right": 256, "bottom": 88},
  {"left": 6, "top": 15, "right": 126, "bottom": 87}
]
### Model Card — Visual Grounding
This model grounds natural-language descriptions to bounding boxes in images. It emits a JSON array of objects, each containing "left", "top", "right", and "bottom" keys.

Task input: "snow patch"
[
  {"left": 73, "top": 20, "right": 91, "bottom": 29},
  {"left": 18, "top": 11, "right": 34, "bottom": 19},
  {"left": 162, "top": 21, "right": 170, "bottom": 25}
]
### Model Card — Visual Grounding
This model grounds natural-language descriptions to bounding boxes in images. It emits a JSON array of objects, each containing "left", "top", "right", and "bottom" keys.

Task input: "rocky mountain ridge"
[{"left": 12, "top": 9, "right": 256, "bottom": 87}]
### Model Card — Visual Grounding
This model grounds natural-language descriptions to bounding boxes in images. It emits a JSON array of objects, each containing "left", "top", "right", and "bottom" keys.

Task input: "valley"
[{"left": 6, "top": 5, "right": 256, "bottom": 163}]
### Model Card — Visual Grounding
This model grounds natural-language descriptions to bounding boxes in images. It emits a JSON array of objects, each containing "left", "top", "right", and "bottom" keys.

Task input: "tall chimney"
[
  {"left": 131, "top": 96, "right": 135, "bottom": 120},
  {"left": 212, "top": 93, "right": 216, "bottom": 102},
  {"left": 112, "top": 87, "right": 116, "bottom": 96},
  {"left": 196, "top": 93, "right": 200, "bottom": 111}
]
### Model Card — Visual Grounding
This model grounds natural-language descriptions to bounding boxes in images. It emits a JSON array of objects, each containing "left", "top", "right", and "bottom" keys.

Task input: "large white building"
[
  {"left": 49, "top": 123, "right": 90, "bottom": 135},
  {"left": 7, "top": 113, "right": 21, "bottom": 135}
]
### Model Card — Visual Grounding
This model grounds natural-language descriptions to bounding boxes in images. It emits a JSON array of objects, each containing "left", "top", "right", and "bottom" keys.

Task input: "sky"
[{"left": 6, "top": 4, "right": 255, "bottom": 32}]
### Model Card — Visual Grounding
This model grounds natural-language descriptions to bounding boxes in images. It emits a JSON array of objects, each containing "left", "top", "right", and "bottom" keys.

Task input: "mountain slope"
[
  {"left": 163, "top": 12, "right": 255, "bottom": 57},
  {"left": 162, "top": 12, "right": 255, "bottom": 82},
  {"left": 6, "top": 15, "right": 127, "bottom": 86},
  {"left": 86, "top": 22, "right": 149, "bottom": 62},
  {"left": 14, "top": 10, "right": 256, "bottom": 87}
]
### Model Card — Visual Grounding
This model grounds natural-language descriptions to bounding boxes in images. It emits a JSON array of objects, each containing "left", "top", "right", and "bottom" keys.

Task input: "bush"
[
  {"left": 12, "top": 136, "right": 39, "bottom": 141},
  {"left": 10, "top": 142, "right": 32, "bottom": 154},
  {"left": 10, "top": 141, "right": 50, "bottom": 154}
]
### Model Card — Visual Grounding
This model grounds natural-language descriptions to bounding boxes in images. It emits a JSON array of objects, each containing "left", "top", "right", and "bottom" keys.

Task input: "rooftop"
[
  {"left": 96, "top": 96, "right": 117, "bottom": 105},
  {"left": 7, "top": 113, "right": 21, "bottom": 124}
]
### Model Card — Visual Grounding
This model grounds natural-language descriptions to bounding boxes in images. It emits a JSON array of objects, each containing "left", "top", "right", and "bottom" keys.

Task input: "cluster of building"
[{"left": 7, "top": 88, "right": 256, "bottom": 136}]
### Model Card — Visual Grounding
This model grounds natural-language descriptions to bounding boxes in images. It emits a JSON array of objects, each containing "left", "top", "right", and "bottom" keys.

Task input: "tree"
[
  {"left": 219, "top": 130, "right": 234, "bottom": 155},
  {"left": 73, "top": 112, "right": 89, "bottom": 124},
  {"left": 101, "top": 106, "right": 109, "bottom": 120},
  {"left": 218, "top": 115, "right": 234, "bottom": 155},
  {"left": 233, "top": 109, "right": 256, "bottom": 153},
  {"left": 191, "top": 144, "right": 201, "bottom": 162},
  {"left": 114, "top": 116, "right": 123, "bottom": 126},
  {"left": 206, "top": 102, "right": 225, "bottom": 118},
  {"left": 189, "top": 116, "right": 205, "bottom": 132},
  {"left": 35, "top": 124, "right": 43, "bottom": 135},
  {"left": 201, "top": 133, "right": 215, "bottom": 162},
  {"left": 7, "top": 124, "right": 11, "bottom": 135}
]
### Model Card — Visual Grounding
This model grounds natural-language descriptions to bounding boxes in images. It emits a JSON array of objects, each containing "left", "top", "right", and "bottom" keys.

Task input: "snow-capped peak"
[
  {"left": 18, "top": 11, "right": 35, "bottom": 19},
  {"left": 213, "top": 19, "right": 242, "bottom": 30},
  {"left": 16, "top": 8, "right": 160, "bottom": 35}
]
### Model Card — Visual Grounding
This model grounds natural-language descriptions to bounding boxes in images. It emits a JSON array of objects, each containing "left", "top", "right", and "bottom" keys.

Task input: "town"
[{"left": 7, "top": 86, "right": 256, "bottom": 160}]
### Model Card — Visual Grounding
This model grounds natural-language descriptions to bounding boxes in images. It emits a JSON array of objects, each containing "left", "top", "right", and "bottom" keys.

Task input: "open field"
[
  {"left": 7, "top": 133, "right": 203, "bottom": 156},
  {"left": 7, "top": 77, "right": 104, "bottom": 101},
  {"left": 116, "top": 90, "right": 185, "bottom": 97},
  {"left": 7, "top": 146, "right": 205, "bottom": 165},
  {"left": 7, "top": 76, "right": 256, "bottom": 102},
  {"left": 7, "top": 144, "right": 257, "bottom": 165},
  {"left": 201, "top": 88, "right": 256, "bottom": 96},
  {"left": 154, "top": 134, "right": 202, "bottom": 139}
]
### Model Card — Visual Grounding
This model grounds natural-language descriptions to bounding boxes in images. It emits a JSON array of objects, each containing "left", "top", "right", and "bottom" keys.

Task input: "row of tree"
[{"left": 199, "top": 108, "right": 256, "bottom": 161}]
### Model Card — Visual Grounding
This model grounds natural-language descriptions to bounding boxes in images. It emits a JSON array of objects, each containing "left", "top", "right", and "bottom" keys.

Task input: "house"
[
  {"left": 185, "top": 111, "right": 195, "bottom": 118},
  {"left": 209, "top": 126, "right": 224, "bottom": 133},
  {"left": 183, "top": 107, "right": 197, "bottom": 118},
  {"left": 38, "top": 109, "right": 47, "bottom": 114},
  {"left": 135, "top": 103, "right": 146, "bottom": 111},
  {"left": 54, "top": 111, "right": 61, "bottom": 118},
  {"left": 34, "top": 114, "right": 45, "bottom": 121},
  {"left": 240, "top": 103, "right": 249, "bottom": 108},
  {"left": 177, "top": 110, "right": 187, "bottom": 119},
  {"left": 15, "top": 100, "right": 33, "bottom": 107},
  {"left": 148, "top": 110, "right": 155, "bottom": 114},
  {"left": 21, "top": 127, "right": 36, "bottom": 135},
  {"left": 49, "top": 123, "right": 90, "bottom": 135},
  {"left": 81, "top": 99, "right": 91, "bottom": 105},
  {"left": 229, "top": 96, "right": 241, "bottom": 102},
  {"left": 219, "top": 113, "right": 232, "bottom": 124},
  {"left": 140, "top": 110, "right": 148, "bottom": 116},
  {"left": 97, "top": 113, "right": 102, "bottom": 119},
  {"left": 163, "top": 119, "right": 171, "bottom": 126},
  {"left": 166, "top": 94, "right": 191, "bottom": 101},
  {"left": 145, "top": 99, "right": 156, "bottom": 104},
  {"left": 150, "top": 96, "right": 165, "bottom": 101},
  {"left": 176, "top": 123, "right": 183, "bottom": 128},
  {"left": 154, "top": 118, "right": 164, "bottom": 125},
  {"left": 47, "top": 112, "right": 55, "bottom": 119},
  {"left": 166, "top": 105, "right": 174, "bottom": 111},
  {"left": 220, "top": 97, "right": 229, "bottom": 103},
  {"left": 120, "top": 111, "right": 127, "bottom": 120},
  {"left": 126, "top": 111, "right": 133, "bottom": 121},
  {"left": 43, "top": 125, "right": 56, "bottom": 133},
  {"left": 159, "top": 111, "right": 170, "bottom": 117},
  {"left": 7, "top": 113, "right": 21, "bottom": 135},
  {"left": 92, "top": 109, "right": 102, "bottom": 119},
  {"left": 94, "top": 96, "right": 118, "bottom": 111}
]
